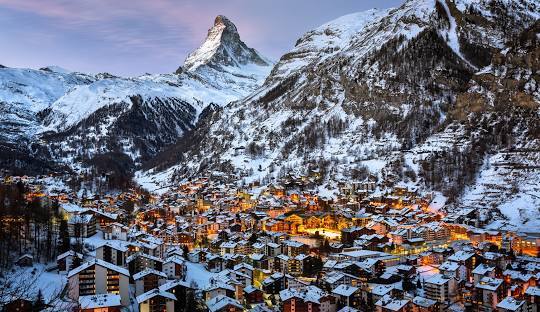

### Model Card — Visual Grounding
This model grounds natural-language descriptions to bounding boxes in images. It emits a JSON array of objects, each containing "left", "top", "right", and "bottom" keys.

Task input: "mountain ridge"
[
  {"left": 0, "top": 15, "right": 272, "bottom": 174},
  {"left": 139, "top": 0, "right": 540, "bottom": 232}
]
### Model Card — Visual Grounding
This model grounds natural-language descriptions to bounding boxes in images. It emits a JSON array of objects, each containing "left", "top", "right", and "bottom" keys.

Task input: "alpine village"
[{"left": 0, "top": 0, "right": 540, "bottom": 312}]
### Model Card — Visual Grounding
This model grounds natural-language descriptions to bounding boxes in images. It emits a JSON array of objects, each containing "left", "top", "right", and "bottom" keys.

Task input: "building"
[
  {"left": 68, "top": 214, "right": 97, "bottom": 238},
  {"left": 95, "top": 242, "right": 128, "bottom": 267},
  {"left": 205, "top": 295, "right": 243, "bottom": 312},
  {"left": 280, "top": 286, "right": 337, "bottom": 312},
  {"left": 133, "top": 268, "right": 168, "bottom": 297},
  {"left": 497, "top": 297, "right": 526, "bottom": 312},
  {"left": 136, "top": 289, "right": 176, "bottom": 312},
  {"left": 475, "top": 277, "right": 505, "bottom": 311},
  {"left": 57, "top": 250, "right": 84, "bottom": 273},
  {"left": 67, "top": 259, "right": 130, "bottom": 306},
  {"left": 332, "top": 284, "right": 361, "bottom": 308},
  {"left": 424, "top": 274, "right": 458, "bottom": 305}
]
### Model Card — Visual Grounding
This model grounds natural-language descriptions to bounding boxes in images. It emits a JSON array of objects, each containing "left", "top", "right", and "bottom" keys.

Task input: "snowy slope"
[
  {"left": 0, "top": 15, "right": 272, "bottom": 172},
  {"left": 142, "top": 0, "right": 540, "bottom": 229},
  {"left": 0, "top": 67, "right": 94, "bottom": 141}
]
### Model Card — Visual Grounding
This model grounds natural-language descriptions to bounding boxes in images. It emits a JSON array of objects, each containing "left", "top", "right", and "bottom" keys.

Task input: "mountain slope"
[
  {"left": 0, "top": 15, "right": 272, "bottom": 174},
  {"left": 143, "top": 0, "right": 540, "bottom": 230}
]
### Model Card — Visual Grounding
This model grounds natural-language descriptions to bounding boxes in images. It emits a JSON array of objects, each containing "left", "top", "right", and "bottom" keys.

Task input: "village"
[{"left": 0, "top": 173, "right": 539, "bottom": 312}]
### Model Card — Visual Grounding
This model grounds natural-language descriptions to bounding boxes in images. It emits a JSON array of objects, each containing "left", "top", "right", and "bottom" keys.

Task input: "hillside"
[{"left": 141, "top": 0, "right": 540, "bottom": 231}]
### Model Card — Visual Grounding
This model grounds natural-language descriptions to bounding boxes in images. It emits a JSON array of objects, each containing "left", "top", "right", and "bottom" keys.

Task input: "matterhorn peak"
[{"left": 183, "top": 15, "right": 271, "bottom": 72}]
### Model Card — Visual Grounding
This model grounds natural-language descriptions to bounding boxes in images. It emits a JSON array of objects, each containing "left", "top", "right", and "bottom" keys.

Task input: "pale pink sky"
[{"left": 0, "top": 0, "right": 403, "bottom": 76}]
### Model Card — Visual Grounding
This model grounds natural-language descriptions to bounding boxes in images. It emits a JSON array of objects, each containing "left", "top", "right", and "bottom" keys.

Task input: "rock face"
[
  {"left": 143, "top": 0, "right": 540, "bottom": 232},
  {"left": 184, "top": 15, "right": 271, "bottom": 71},
  {"left": 0, "top": 16, "right": 272, "bottom": 174}
]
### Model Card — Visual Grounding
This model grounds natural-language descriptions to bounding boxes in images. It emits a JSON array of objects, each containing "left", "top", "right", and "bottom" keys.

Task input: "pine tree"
[{"left": 34, "top": 289, "right": 45, "bottom": 311}]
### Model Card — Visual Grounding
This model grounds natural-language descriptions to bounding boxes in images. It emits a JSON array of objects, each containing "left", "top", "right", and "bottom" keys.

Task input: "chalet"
[
  {"left": 424, "top": 274, "right": 459, "bottom": 305},
  {"left": 103, "top": 222, "right": 129, "bottom": 241},
  {"left": 136, "top": 289, "right": 176, "bottom": 312},
  {"left": 412, "top": 296, "right": 439, "bottom": 312},
  {"left": 95, "top": 241, "right": 128, "bottom": 267},
  {"left": 497, "top": 297, "right": 526, "bottom": 312},
  {"left": 163, "top": 255, "right": 185, "bottom": 279},
  {"left": 320, "top": 271, "right": 361, "bottom": 290},
  {"left": 68, "top": 214, "right": 97, "bottom": 238},
  {"left": 282, "top": 240, "right": 309, "bottom": 257},
  {"left": 159, "top": 280, "right": 195, "bottom": 311},
  {"left": 16, "top": 254, "right": 33, "bottom": 267},
  {"left": 262, "top": 272, "right": 288, "bottom": 294},
  {"left": 266, "top": 242, "right": 282, "bottom": 257},
  {"left": 341, "top": 227, "right": 375, "bottom": 246},
  {"left": 57, "top": 250, "right": 84, "bottom": 273},
  {"left": 133, "top": 268, "right": 168, "bottom": 296},
  {"left": 524, "top": 286, "right": 540, "bottom": 312},
  {"left": 82, "top": 208, "right": 118, "bottom": 230},
  {"left": 207, "top": 254, "right": 226, "bottom": 272},
  {"left": 332, "top": 284, "right": 361, "bottom": 308},
  {"left": 375, "top": 295, "right": 411, "bottom": 312},
  {"left": 447, "top": 251, "right": 481, "bottom": 281},
  {"left": 205, "top": 295, "right": 243, "bottom": 312},
  {"left": 127, "top": 253, "right": 163, "bottom": 275},
  {"left": 249, "top": 253, "right": 268, "bottom": 270},
  {"left": 472, "top": 264, "right": 496, "bottom": 284},
  {"left": 204, "top": 282, "right": 236, "bottom": 301},
  {"left": 280, "top": 286, "right": 337, "bottom": 312},
  {"left": 474, "top": 277, "right": 505, "bottom": 311},
  {"left": 1, "top": 299, "right": 36, "bottom": 312},
  {"left": 244, "top": 285, "right": 264, "bottom": 304}
]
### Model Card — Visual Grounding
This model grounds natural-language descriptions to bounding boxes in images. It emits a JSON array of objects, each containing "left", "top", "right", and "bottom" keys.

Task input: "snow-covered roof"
[
  {"left": 497, "top": 297, "right": 525, "bottom": 311},
  {"left": 472, "top": 264, "right": 495, "bottom": 275},
  {"left": 79, "top": 294, "right": 121, "bottom": 309},
  {"left": 95, "top": 240, "right": 129, "bottom": 252},
  {"left": 206, "top": 295, "right": 242, "bottom": 312},
  {"left": 376, "top": 295, "right": 410, "bottom": 311},
  {"left": 439, "top": 261, "right": 459, "bottom": 271},
  {"left": 159, "top": 279, "right": 192, "bottom": 292},
  {"left": 68, "top": 258, "right": 129, "bottom": 278},
  {"left": 425, "top": 274, "right": 450, "bottom": 286},
  {"left": 371, "top": 284, "right": 394, "bottom": 296},
  {"left": 280, "top": 286, "right": 327, "bottom": 303},
  {"left": 133, "top": 268, "right": 167, "bottom": 280},
  {"left": 475, "top": 277, "right": 503, "bottom": 291},
  {"left": 56, "top": 250, "right": 83, "bottom": 261},
  {"left": 448, "top": 251, "right": 474, "bottom": 262},
  {"left": 525, "top": 286, "right": 540, "bottom": 297},
  {"left": 332, "top": 284, "right": 359, "bottom": 297},
  {"left": 68, "top": 214, "right": 93, "bottom": 224},
  {"left": 412, "top": 296, "right": 437, "bottom": 308},
  {"left": 136, "top": 289, "right": 176, "bottom": 303}
]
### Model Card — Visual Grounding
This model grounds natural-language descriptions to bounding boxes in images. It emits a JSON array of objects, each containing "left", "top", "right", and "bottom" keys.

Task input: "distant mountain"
[
  {"left": 0, "top": 15, "right": 272, "bottom": 174},
  {"left": 142, "top": 0, "right": 540, "bottom": 232}
]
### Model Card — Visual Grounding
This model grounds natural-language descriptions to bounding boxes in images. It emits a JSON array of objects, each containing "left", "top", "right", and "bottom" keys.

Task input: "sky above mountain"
[{"left": 0, "top": 0, "right": 403, "bottom": 76}]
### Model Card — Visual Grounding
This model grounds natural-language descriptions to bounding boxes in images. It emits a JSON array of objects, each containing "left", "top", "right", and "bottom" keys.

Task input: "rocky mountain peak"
[{"left": 183, "top": 15, "right": 271, "bottom": 72}]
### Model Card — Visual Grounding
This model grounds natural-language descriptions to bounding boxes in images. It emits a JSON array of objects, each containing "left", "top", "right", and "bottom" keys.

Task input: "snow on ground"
[
  {"left": 2, "top": 263, "right": 66, "bottom": 303},
  {"left": 428, "top": 192, "right": 447, "bottom": 213},
  {"left": 184, "top": 262, "right": 218, "bottom": 289},
  {"left": 457, "top": 151, "right": 540, "bottom": 233},
  {"left": 135, "top": 168, "right": 176, "bottom": 195}
]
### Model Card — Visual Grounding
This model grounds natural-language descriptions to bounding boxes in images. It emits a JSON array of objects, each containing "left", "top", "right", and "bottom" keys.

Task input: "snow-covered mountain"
[
  {"left": 142, "top": 0, "right": 540, "bottom": 231},
  {"left": 0, "top": 15, "right": 272, "bottom": 173}
]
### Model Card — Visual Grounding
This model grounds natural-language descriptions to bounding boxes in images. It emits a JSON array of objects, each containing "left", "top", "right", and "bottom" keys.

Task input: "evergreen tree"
[
  {"left": 58, "top": 219, "right": 70, "bottom": 253},
  {"left": 33, "top": 289, "right": 45, "bottom": 311}
]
